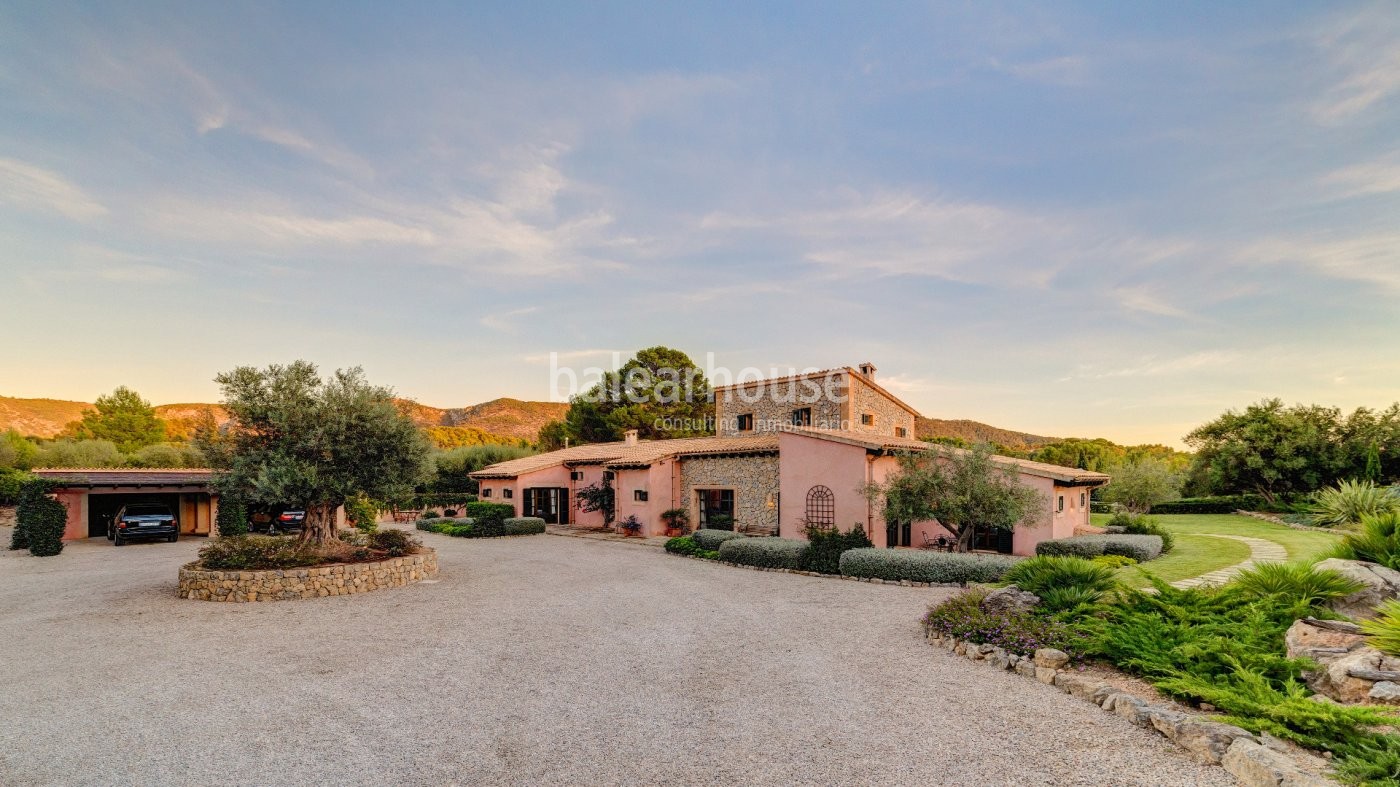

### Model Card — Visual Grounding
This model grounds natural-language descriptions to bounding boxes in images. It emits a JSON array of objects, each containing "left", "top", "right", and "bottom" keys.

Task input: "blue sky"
[{"left": 1, "top": 2, "right": 1397, "bottom": 446}]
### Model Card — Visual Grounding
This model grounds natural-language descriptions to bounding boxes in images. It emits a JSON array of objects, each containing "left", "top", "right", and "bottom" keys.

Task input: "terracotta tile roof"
[
  {"left": 33, "top": 468, "right": 215, "bottom": 486},
  {"left": 785, "top": 428, "right": 1110, "bottom": 485},
  {"left": 468, "top": 435, "right": 779, "bottom": 478}
]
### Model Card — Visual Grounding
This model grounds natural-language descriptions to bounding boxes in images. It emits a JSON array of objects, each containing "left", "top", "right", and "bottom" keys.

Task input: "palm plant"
[
  {"left": 1361, "top": 600, "right": 1400, "bottom": 657},
  {"left": 1328, "top": 511, "right": 1400, "bottom": 570},
  {"left": 1000, "top": 555, "right": 1118, "bottom": 607},
  {"left": 1228, "top": 562, "right": 1365, "bottom": 607},
  {"left": 1311, "top": 479, "right": 1400, "bottom": 528}
]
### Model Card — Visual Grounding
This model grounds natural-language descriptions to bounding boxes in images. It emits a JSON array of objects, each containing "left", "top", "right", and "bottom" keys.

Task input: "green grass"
[{"left": 1091, "top": 513, "right": 1344, "bottom": 588}]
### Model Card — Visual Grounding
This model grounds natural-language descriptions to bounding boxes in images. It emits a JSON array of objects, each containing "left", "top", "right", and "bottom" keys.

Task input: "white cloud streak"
[{"left": 0, "top": 158, "right": 107, "bottom": 221}]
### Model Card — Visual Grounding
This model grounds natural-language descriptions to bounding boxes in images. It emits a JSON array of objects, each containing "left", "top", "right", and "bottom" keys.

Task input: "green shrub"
[
  {"left": 1106, "top": 512, "right": 1175, "bottom": 553},
  {"left": 1362, "top": 600, "right": 1400, "bottom": 657},
  {"left": 661, "top": 508, "right": 690, "bottom": 533},
  {"left": 1036, "top": 534, "right": 1163, "bottom": 562},
  {"left": 1311, "top": 479, "right": 1399, "bottom": 528},
  {"left": 800, "top": 523, "right": 873, "bottom": 574},
  {"left": 839, "top": 548, "right": 1018, "bottom": 584},
  {"left": 196, "top": 535, "right": 325, "bottom": 570},
  {"left": 464, "top": 501, "right": 514, "bottom": 520},
  {"left": 1229, "top": 562, "right": 1366, "bottom": 607},
  {"left": 922, "top": 589, "right": 1089, "bottom": 657},
  {"left": 665, "top": 535, "right": 701, "bottom": 556},
  {"left": 718, "top": 536, "right": 809, "bottom": 569},
  {"left": 366, "top": 528, "right": 418, "bottom": 556},
  {"left": 1328, "top": 511, "right": 1400, "bottom": 570},
  {"left": 215, "top": 492, "right": 250, "bottom": 538},
  {"left": 706, "top": 513, "right": 734, "bottom": 531},
  {"left": 692, "top": 528, "right": 747, "bottom": 551},
  {"left": 1149, "top": 495, "right": 1267, "bottom": 515},
  {"left": 0, "top": 468, "right": 32, "bottom": 506},
  {"left": 345, "top": 492, "right": 380, "bottom": 534},
  {"left": 1000, "top": 555, "right": 1117, "bottom": 599},
  {"left": 503, "top": 517, "right": 546, "bottom": 535},
  {"left": 17, "top": 479, "right": 66, "bottom": 557},
  {"left": 1092, "top": 554, "right": 1138, "bottom": 568}
]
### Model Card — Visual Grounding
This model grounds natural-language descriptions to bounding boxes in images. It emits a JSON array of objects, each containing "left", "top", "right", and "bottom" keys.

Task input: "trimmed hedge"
[
  {"left": 1149, "top": 495, "right": 1267, "bottom": 515},
  {"left": 692, "top": 528, "right": 747, "bottom": 551},
  {"left": 1036, "top": 534, "right": 1164, "bottom": 562},
  {"left": 1089, "top": 500, "right": 1114, "bottom": 514},
  {"left": 503, "top": 517, "right": 547, "bottom": 535},
  {"left": 717, "top": 536, "right": 809, "bottom": 569},
  {"left": 464, "top": 501, "right": 515, "bottom": 520},
  {"left": 15, "top": 478, "right": 66, "bottom": 556},
  {"left": 838, "top": 548, "right": 1018, "bottom": 584}
]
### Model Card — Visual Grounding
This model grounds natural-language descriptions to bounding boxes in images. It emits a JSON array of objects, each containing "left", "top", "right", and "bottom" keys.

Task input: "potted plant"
[
  {"left": 660, "top": 508, "right": 690, "bottom": 537},
  {"left": 619, "top": 515, "right": 644, "bottom": 537}
]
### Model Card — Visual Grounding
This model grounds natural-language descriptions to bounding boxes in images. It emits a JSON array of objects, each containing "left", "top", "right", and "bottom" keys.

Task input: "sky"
[{"left": 1, "top": 2, "right": 1398, "bottom": 447}]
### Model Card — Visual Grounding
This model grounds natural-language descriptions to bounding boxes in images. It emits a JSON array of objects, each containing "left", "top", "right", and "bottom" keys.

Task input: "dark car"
[
  {"left": 250, "top": 507, "right": 305, "bottom": 534},
  {"left": 108, "top": 503, "right": 179, "bottom": 546}
]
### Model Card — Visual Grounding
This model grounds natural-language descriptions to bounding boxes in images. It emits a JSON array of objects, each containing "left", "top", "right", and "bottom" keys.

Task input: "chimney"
[
  {"left": 858, "top": 362, "right": 877, "bottom": 379},
  {"left": 624, "top": 429, "right": 639, "bottom": 446}
]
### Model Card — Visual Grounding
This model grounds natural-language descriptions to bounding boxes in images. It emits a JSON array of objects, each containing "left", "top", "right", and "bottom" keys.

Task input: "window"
[
  {"left": 503, "top": 488, "right": 514, "bottom": 500},
  {"left": 603, "top": 470, "right": 615, "bottom": 483},
  {"left": 861, "top": 413, "right": 874, "bottom": 426},
  {"left": 804, "top": 485, "right": 835, "bottom": 527},
  {"left": 1056, "top": 495, "right": 1064, "bottom": 513},
  {"left": 736, "top": 413, "right": 754, "bottom": 431},
  {"left": 634, "top": 489, "right": 648, "bottom": 502},
  {"left": 894, "top": 427, "right": 907, "bottom": 438},
  {"left": 697, "top": 489, "right": 735, "bottom": 529},
  {"left": 791, "top": 407, "right": 812, "bottom": 427},
  {"left": 482, "top": 488, "right": 493, "bottom": 498},
  {"left": 1080, "top": 493, "right": 1086, "bottom": 509},
  {"left": 571, "top": 471, "right": 583, "bottom": 481}
]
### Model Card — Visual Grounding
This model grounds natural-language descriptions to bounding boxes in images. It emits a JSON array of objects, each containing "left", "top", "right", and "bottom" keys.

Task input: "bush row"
[
  {"left": 717, "top": 536, "right": 809, "bottom": 569},
  {"left": 416, "top": 515, "right": 546, "bottom": 538},
  {"left": 1148, "top": 495, "right": 1267, "bottom": 514},
  {"left": 691, "top": 528, "right": 748, "bottom": 551},
  {"left": 1035, "top": 534, "right": 1164, "bottom": 562},
  {"left": 838, "top": 548, "right": 1018, "bottom": 584}
]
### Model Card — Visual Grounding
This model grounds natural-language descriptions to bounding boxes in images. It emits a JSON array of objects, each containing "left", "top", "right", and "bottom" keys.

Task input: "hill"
[
  {"left": 914, "top": 416, "right": 1058, "bottom": 453},
  {"left": 1, "top": 394, "right": 566, "bottom": 444}
]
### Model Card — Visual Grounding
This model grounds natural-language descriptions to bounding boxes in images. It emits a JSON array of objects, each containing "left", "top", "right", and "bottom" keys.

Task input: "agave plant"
[
  {"left": 1328, "top": 511, "right": 1400, "bottom": 570},
  {"left": 1000, "top": 555, "right": 1118, "bottom": 597},
  {"left": 1361, "top": 599, "right": 1400, "bottom": 657},
  {"left": 1311, "top": 480, "right": 1400, "bottom": 528},
  {"left": 1229, "top": 562, "right": 1366, "bottom": 607}
]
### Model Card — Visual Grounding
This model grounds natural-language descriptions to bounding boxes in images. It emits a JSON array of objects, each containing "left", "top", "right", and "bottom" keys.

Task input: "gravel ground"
[{"left": 0, "top": 528, "right": 1234, "bottom": 786}]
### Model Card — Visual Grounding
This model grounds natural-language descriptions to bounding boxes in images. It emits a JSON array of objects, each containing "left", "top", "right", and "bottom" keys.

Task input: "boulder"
[
  {"left": 1109, "top": 694, "right": 1148, "bottom": 726},
  {"left": 1035, "top": 667, "right": 1058, "bottom": 684},
  {"left": 1369, "top": 681, "right": 1400, "bottom": 705},
  {"left": 1283, "top": 618, "right": 1365, "bottom": 665},
  {"left": 1033, "top": 648, "right": 1071, "bottom": 670},
  {"left": 1014, "top": 659, "right": 1038, "bottom": 679},
  {"left": 1173, "top": 720, "right": 1257, "bottom": 765},
  {"left": 1221, "top": 739, "right": 1332, "bottom": 787},
  {"left": 1314, "top": 558, "right": 1400, "bottom": 620},
  {"left": 1053, "top": 672, "right": 1105, "bottom": 702},
  {"left": 1312, "top": 646, "right": 1400, "bottom": 704},
  {"left": 987, "top": 648, "right": 1011, "bottom": 670},
  {"left": 980, "top": 585, "right": 1041, "bottom": 615}
]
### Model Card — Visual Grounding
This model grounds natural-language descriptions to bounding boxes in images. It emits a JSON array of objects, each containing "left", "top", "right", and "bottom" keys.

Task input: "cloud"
[
  {"left": 145, "top": 202, "right": 437, "bottom": 246},
  {"left": 1308, "top": 6, "right": 1400, "bottom": 124},
  {"left": 0, "top": 158, "right": 107, "bottom": 221},
  {"left": 1067, "top": 351, "right": 1241, "bottom": 381},
  {"left": 1322, "top": 154, "right": 1400, "bottom": 197},
  {"left": 479, "top": 306, "right": 539, "bottom": 334},
  {"left": 1240, "top": 232, "right": 1400, "bottom": 292},
  {"left": 988, "top": 55, "right": 1089, "bottom": 86}
]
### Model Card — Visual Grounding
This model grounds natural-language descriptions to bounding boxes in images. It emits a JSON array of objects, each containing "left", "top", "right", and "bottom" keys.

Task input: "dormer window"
[
  {"left": 894, "top": 427, "right": 907, "bottom": 438},
  {"left": 791, "top": 408, "right": 811, "bottom": 427},
  {"left": 861, "top": 413, "right": 875, "bottom": 426},
  {"left": 737, "top": 414, "right": 754, "bottom": 431}
]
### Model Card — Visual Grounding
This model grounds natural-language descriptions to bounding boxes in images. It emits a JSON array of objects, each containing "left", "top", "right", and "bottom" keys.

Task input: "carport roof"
[{"left": 32, "top": 468, "right": 214, "bottom": 488}]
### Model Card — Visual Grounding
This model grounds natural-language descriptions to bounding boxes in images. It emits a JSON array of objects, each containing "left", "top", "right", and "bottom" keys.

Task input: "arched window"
[{"left": 805, "top": 485, "right": 835, "bottom": 527}]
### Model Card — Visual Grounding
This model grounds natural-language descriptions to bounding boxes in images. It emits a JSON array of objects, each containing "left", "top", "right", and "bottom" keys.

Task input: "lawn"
[{"left": 1091, "top": 512, "right": 1344, "bottom": 588}]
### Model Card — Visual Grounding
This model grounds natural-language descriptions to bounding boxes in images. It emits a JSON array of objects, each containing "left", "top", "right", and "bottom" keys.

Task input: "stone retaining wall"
[{"left": 178, "top": 549, "right": 438, "bottom": 602}]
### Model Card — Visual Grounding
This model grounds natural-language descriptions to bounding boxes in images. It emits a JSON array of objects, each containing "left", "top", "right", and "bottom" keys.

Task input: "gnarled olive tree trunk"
[{"left": 299, "top": 503, "right": 341, "bottom": 545}]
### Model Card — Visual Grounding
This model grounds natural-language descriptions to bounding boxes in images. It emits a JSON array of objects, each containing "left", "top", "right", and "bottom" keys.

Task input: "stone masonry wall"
[
  {"left": 178, "top": 549, "right": 438, "bottom": 602},
  {"left": 716, "top": 375, "right": 848, "bottom": 437},
  {"left": 680, "top": 454, "right": 779, "bottom": 535},
  {"left": 848, "top": 375, "right": 916, "bottom": 438}
]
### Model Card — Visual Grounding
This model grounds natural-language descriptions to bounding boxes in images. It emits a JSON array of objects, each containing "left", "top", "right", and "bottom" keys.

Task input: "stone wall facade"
[
  {"left": 715, "top": 375, "right": 848, "bottom": 437},
  {"left": 848, "top": 375, "right": 916, "bottom": 438},
  {"left": 178, "top": 549, "right": 438, "bottom": 602},
  {"left": 680, "top": 454, "right": 780, "bottom": 535}
]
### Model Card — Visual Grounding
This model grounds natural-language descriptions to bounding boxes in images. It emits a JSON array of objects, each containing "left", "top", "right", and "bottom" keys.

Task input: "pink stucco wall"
[{"left": 777, "top": 431, "right": 873, "bottom": 539}]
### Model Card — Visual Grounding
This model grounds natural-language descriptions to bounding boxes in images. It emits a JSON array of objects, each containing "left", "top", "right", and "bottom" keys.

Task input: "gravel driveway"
[{"left": 0, "top": 529, "right": 1232, "bottom": 786}]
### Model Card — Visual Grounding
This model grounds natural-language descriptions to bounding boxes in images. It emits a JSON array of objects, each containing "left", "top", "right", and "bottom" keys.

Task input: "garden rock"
[
  {"left": 1052, "top": 672, "right": 1102, "bottom": 702},
  {"left": 1369, "top": 681, "right": 1400, "bottom": 705},
  {"left": 1033, "top": 648, "right": 1070, "bottom": 670},
  {"left": 1312, "top": 646, "right": 1400, "bottom": 704},
  {"left": 1314, "top": 558, "right": 1400, "bottom": 620},
  {"left": 1221, "top": 739, "right": 1331, "bottom": 787},
  {"left": 979, "top": 585, "right": 1041, "bottom": 615},
  {"left": 1145, "top": 706, "right": 1188, "bottom": 739},
  {"left": 1109, "top": 694, "right": 1148, "bottom": 725},
  {"left": 1173, "top": 720, "right": 1257, "bottom": 765},
  {"left": 1284, "top": 618, "right": 1365, "bottom": 666},
  {"left": 1035, "top": 667, "right": 1058, "bottom": 684},
  {"left": 1014, "top": 660, "right": 1037, "bottom": 679}
]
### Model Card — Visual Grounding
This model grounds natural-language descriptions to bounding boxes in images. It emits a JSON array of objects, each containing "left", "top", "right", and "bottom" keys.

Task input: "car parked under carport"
[{"left": 32, "top": 469, "right": 218, "bottom": 542}]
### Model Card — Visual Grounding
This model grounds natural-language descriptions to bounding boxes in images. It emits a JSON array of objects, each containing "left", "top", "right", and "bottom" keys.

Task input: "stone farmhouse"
[{"left": 470, "top": 364, "right": 1108, "bottom": 554}]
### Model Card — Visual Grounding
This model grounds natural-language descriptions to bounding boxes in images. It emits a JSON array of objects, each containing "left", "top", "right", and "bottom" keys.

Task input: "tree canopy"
[
  {"left": 65, "top": 386, "right": 166, "bottom": 452},
  {"left": 868, "top": 444, "right": 1045, "bottom": 552},
  {"left": 1097, "top": 457, "right": 1183, "bottom": 513},
  {"left": 550, "top": 346, "right": 713, "bottom": 445},
  {"left": 198, "top": 362, "right": 431, "bottom": 544}
]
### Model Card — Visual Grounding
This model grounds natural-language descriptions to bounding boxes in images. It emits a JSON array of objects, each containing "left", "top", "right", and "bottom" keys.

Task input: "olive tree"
[
  {"left": 1097, "top": 457, "right": 1183, "bottom": 513},
  {"left": 867, "top": 443, "right": 1045, "bottom": 553},
  {"left": 199, "top": 362, "right": 431, "bottom": 545}
]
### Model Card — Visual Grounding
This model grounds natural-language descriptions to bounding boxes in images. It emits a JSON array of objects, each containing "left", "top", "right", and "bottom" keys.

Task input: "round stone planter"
[{"left": 177, "top": 549, "right": 438, "bottom": 602}]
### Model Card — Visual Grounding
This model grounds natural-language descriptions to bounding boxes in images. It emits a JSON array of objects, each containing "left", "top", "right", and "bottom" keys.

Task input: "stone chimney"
[
  {"left": 624, "top": 429, "right": 639, "bottom": 446},
  {"left": 858, "top": 362, "right": 877, "bottom": 379}
]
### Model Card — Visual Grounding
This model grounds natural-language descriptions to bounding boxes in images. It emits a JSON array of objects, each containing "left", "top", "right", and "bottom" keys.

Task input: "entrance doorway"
[
  {"left": 885, "top": 519, "right": 912, "bottom": 548},
  {"left": 87, "top": 493, "right": 182, "bottom": 538},
  {"left": 523, "top": 487, "right": 569, "bottom": 525},
  {"left": 971, "top": 525, "right": 1014, "bottom": 554}
]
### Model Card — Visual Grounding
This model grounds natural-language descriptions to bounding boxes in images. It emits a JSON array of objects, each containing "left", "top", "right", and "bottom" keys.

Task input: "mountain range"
[{"left": 1, "top": 395, "right": 1059, "bottom": 450}]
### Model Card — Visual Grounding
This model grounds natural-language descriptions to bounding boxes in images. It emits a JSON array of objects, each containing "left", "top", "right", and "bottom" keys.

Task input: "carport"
[{"left": 32, "top": 469, "right": 218, "bottom": 541}]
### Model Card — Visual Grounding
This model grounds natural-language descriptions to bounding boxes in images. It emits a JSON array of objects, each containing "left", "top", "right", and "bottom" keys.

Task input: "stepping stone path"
[{"left": 1170, "top": 535, "right": 1288, "bottom": 588}]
